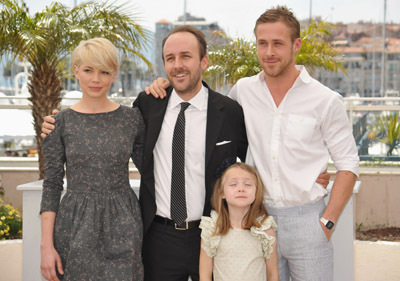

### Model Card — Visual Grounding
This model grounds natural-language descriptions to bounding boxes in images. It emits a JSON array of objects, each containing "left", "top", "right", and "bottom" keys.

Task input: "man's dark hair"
[{"left": 161, "top": 25, "right": 207, "bottom": 61}]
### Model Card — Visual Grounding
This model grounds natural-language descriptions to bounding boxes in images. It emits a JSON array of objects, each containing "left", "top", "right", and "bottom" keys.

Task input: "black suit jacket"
[{"left": 133, "top": 82, "right": 248, "bottom": 234}]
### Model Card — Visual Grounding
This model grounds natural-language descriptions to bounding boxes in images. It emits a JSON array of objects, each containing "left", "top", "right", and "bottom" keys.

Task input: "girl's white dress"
[{"left": 200, "top": 211, "right": 277, "bottom": 281}]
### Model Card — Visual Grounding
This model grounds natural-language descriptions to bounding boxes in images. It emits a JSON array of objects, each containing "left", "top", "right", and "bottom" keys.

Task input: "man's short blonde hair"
[
  {"left": 72, "top": 38, "right": 119, "bottom": 73},
  {"left": 254, "top": 6, "right": 300, "bottom": 42}
]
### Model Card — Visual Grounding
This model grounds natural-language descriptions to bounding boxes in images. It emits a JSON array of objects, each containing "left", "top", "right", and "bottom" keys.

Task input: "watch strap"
[{"left": 320, "top": 217, "right": 335, "bottom": 230}]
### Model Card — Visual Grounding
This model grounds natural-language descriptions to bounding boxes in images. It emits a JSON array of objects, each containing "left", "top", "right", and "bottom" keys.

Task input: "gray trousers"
[{"left": 267, "top": 198, "right": 333, "bottom": 281}]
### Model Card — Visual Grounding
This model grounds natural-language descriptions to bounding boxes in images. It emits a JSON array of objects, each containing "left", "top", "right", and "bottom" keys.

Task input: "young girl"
[
  {"left": 199, "top": 162, "right": 278, "bottom": 281},
  {"left": 40, "top": 38, "right": 144, "bottom": 281}
]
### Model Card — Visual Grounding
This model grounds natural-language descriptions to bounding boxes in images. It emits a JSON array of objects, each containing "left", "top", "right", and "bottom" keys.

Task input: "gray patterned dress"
[{"left": 40, "top": 105, "right": 145, "bottom": 281}]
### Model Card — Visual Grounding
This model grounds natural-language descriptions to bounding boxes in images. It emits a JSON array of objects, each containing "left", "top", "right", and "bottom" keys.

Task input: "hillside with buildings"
[
  {"left": 313, "top": 21, "right": 400, "bottom": 97},
  {"left": 151, "top": 14, "right": 400, "bottom": 98}
]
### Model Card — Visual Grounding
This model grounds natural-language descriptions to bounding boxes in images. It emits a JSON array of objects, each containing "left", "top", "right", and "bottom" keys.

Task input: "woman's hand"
[{"left": 40, "top": 245, "right": 64, "bottom": 281}]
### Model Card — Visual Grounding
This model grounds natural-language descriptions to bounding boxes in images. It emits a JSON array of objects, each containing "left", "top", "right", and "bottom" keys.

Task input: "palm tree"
[
  {"left": 205, "top": 37, "right": 261, "bottom": 90},
  {"left": 368, "top": 112, "right": 400, "bottom": 156},
  {"left": 0, "top": 0, "right": 151, "bottom": 178},
  {"left": 204, "top": 20, "right": 344, "bottom": 89}
]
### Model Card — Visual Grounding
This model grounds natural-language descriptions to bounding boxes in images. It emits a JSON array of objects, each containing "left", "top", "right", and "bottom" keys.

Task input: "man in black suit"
[
  {"left": 41, "top": 25, "right": 246, "bottom": 281},
  {"left": 133, "top": 25, "right": 247, "bottom": 281}
]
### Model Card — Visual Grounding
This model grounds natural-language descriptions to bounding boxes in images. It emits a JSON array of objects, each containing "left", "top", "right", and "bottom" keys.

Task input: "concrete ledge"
[
  {"left": 0, "top": 239, "right": 22, "bottom": 281},
  {"left": 1, "top": 239, "right": 399, "bottom": 281},
  {"left": 355, "top": 240, "right": 400, "bottom": 281}
]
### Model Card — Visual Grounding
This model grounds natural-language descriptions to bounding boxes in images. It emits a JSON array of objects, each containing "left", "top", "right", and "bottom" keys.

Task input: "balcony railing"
[
  {"left": 1, "top": 96, "right": 400, "bottom": 159},
  {"left": 0, "top": 95, "right": 136, "bottom": 109},
  {"left": 344, "top": 97, "right": 400, "bottom": 124},
  {"left": 1, "top": 95, "right": 400, "bottom": 109},
  {"left": 344, "top": 97, "right": 400, "bottom": 160}
]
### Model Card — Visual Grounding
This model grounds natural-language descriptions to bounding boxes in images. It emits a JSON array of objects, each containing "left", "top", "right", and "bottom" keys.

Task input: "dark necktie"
[{"left": 171, "top": 102, "right": 190, "bottom": 225}]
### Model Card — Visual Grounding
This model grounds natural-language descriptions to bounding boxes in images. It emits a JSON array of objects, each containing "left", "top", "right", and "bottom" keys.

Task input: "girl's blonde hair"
[
  {"left": 211, "top": 162, "right": 269, "bottom": 236},
  {"left": 72, "top": 37, "right": 119, "bottom": 73}
]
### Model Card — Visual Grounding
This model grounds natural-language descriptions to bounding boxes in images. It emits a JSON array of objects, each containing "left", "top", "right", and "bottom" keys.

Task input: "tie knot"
[{"left": 180, "top": 102, "right": 190, "bottom": 112}]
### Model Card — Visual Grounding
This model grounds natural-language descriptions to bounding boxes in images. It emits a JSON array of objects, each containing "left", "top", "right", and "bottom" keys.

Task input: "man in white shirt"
[
  {"left": 146, "top": 6, "right": 359, "bottom": 281},
  {"left": 228, "top": 6, "right": 359, "bottom": 281}
]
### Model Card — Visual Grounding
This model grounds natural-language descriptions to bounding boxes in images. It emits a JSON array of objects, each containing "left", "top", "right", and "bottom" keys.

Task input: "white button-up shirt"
[
  {"left": 153, "top": 86, "right": 208, "bottom": 220},
  {"left": 229, "top": 66, "right": 359, "bottom": 207}
]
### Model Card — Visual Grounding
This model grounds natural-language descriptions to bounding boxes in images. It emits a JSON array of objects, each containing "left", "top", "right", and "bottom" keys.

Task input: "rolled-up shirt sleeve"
[{"left": 322, "top": 94, "right": 360, "bottom": 177}]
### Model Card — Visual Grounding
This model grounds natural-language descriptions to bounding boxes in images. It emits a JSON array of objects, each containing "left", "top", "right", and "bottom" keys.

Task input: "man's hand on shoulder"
[
  {"left": 144, "top": 77, "right": 170, "bottom": 99},
  {"left": 41, "top": 109, "right": 59, "bottom": 139}
]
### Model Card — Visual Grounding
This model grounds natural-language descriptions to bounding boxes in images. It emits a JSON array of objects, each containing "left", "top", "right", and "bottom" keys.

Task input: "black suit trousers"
[{"left": 143, "top": 220, "right": 201, "bottom": 281}]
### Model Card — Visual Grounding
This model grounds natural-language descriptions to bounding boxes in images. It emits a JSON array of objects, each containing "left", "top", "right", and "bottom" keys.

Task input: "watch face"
[{"left": 326, "top": 221, "right": 335, "bottom": 229}]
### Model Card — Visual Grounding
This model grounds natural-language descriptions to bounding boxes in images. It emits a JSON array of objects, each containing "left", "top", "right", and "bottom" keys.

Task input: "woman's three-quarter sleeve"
[
  {"left": 131, "top": 108, "right": 145, "bottom": 175},
  {"left": 40, "top": 112, "right": 66, "bottom": 214}
]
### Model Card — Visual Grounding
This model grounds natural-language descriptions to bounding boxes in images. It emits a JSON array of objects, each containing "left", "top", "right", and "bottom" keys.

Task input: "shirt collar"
[
  {"left": 257, "top": 65, "right": 312, "bottom": 85},
  {"left": 169, "top": 85, "right": 208, "bottom": 111},
  {"left": 295, "top": 65, "right": 312, "bottom": 84}
]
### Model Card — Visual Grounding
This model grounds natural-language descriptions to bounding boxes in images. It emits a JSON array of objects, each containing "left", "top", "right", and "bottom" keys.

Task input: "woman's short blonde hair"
[{"left": 72, "top": 37, "right": 119, "bottom": 73}]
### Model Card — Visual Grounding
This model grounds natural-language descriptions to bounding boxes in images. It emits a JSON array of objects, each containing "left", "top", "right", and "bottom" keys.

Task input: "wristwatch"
[{"left": 320, "top": 217, "right": 335, "bottom": 230}]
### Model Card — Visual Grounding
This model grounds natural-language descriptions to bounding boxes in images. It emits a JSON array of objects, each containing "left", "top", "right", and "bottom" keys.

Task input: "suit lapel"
[
  {"left": 144, "top": 89, "right": 173, "bottom": 158},
  {"left": 205, "top": 89, "right": 224, "bottom": 167},
  {"left": 142, "top": 89, "right": 172, "bottom": 201}
]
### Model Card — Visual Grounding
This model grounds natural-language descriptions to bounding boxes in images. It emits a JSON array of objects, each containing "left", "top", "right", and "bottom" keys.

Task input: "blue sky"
[{"left": 23, "top": 0, "right": 400, "bottom": 40}]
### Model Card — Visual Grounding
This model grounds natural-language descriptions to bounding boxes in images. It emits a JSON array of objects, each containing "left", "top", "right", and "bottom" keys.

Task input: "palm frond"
[
  {"left": 204, "top": 37, "right": 260, "bottom": 89},
  {"left": 297, "top": 20, "right": 346, "bottom": 74},
  {"left": 368, "top": 112, "right": 400, "bottom": 156}
]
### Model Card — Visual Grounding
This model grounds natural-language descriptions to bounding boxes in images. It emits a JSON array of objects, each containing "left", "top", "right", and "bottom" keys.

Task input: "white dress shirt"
[
  {"left": 153, "top": 86, "right": 208, "bottom": 220},
  {"left": 229, "top": 65, "right": 359, "bottom": 207}
]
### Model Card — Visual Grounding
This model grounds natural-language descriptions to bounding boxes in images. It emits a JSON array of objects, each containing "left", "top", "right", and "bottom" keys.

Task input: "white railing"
[
  {"left": 1, "top": 95, "right": 400, "bottom": 112},
  {"left": 3, "top": 96, "right": 399, "bottom": 158},
  {"left": 344, "top": 97, "right": 400, "bottom": 125},
  {"left": 1, "top": 96, "right": 400, "bottom": 157},
  {"left": 0, "top": 96, "right": 137, "bottom": 109}
]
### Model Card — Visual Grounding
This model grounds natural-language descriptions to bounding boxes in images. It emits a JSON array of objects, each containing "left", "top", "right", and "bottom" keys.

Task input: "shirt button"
[{"left": 274, "top": 178, "right": 278, "bottom": 182}]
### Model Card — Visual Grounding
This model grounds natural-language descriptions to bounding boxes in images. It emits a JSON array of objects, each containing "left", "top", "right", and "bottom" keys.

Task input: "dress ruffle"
[
  {"left": 250, "top": 216, "right": 277, "bottom": 259},
  {"left": 199, "top": 210, "right": 221, "bottom": 257},
  {"left": 200, "top": 211, "right": 277, "bottom": 259}
]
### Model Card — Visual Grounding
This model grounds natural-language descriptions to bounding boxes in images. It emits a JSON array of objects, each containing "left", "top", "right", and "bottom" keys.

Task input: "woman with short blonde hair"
[{"left": 40, "top": 37, "right": 145, "bottom": 281}]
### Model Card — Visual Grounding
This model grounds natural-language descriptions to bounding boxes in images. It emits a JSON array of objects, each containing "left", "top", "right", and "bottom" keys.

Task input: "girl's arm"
[
  {"left": 199, "top": 239, "right": 213, "bottom": 281},
  {"left": 265, "top": 228, "right": 279, "bottom": 281},
  {"left": 41, "top": 211, "right": 63, "bottom": 281}
]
